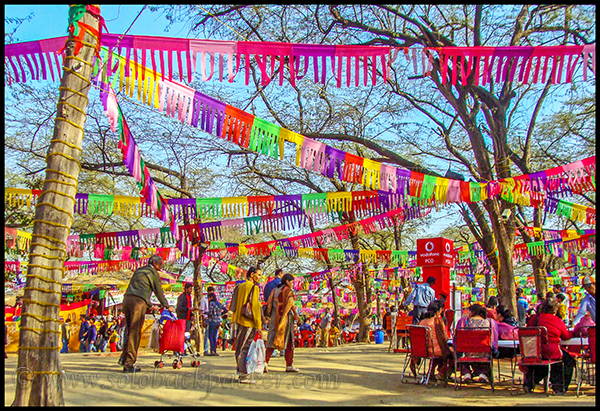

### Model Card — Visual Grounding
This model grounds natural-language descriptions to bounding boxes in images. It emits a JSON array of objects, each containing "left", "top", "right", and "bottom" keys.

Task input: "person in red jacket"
[{"left": 523, "top": 297, "right": 575, "bottom": 395}]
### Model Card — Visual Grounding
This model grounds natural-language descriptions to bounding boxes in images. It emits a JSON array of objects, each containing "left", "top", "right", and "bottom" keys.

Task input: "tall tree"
[
  {"left": 12, "top": 5, "right": 100, "bottom": 406},
  {"left": 152, "top": 4, "right": 595, "bottom": 317}
]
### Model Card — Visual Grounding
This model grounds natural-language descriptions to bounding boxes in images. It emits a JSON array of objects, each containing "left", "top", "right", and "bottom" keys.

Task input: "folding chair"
[
  {"left": 390, "top": 316, "right": 413, "bottom": 353},
  {"left": 514, "top": 326, "right": 563, "bottom": 396},
  {"left": 577, "top": 326, "right": 596, "bottom": 396},
  {"left": 453, "top": 326, "right": 495, "bottom": 391},
  {"left": 444, "top": 309, "right": 456, "bottom": 338},
  {"left": 400, "top": 325, "right": 440, "bottom": 387}
]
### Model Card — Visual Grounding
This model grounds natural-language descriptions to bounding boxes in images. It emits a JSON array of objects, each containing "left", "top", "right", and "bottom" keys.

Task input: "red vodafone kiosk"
[{"left": 416, "top": 237, "right": 454, "bottom": 309}]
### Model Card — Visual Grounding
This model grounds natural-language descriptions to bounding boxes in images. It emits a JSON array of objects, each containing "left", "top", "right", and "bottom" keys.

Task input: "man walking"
[
  {"left": 199, "top": 286, "right": 215, "bottom": 356},
  {"left": 264, "top": 268, "right": 284, "bottom": 303},
  {"left": 60, "top": 318, "right": 71, "bottom": 353},
  {"left": 176, "top": 283, "right": 197, "bottom": 332},
  {"left": 319, "top": 307, "right": 333, "bottom": 347},
  {"left": 405, "top": 276, "right": 436, "bottom": 324},
  {"left": 78, "top": 314, "right": 90, "bottom": 352},
  {"left": 516, "top": 288, "right": 528, "bottom": 327},
  {"left": 573, "top": 275, "right": 596, "bottom": 325},
  {"left": 86, "top": 317, "right": 98, "bottom": 352},
  {"left": 120, "top": 255, "right": 175, "bottom": 373}
]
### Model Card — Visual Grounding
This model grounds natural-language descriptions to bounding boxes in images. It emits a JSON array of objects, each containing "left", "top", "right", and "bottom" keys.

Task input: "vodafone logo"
[
  {"left": 445, "top": 242, "right": 451, "bottom": 252},
  {"left": 425, "top": 241, "right": 434, "bottom": 252}
]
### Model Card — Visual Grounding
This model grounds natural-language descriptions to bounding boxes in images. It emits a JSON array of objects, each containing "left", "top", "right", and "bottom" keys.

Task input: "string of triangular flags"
[
  {"left": 4, "top": 34, "right": 596, "bottom": 88},
  {"left": 97, "top": 80, "right": 179, "bottom": 240},
  {"left": 49, "top": 202, "right": 427, "bottom": 258},
  {"left": 4, "top": 39, "right": 597, "bottom": 211},
  {"left": 5, "top": 186, "right": 595, "bottom": 226},
  {"left": 88, "top": 48, "right": 595, "bottom": 205}
]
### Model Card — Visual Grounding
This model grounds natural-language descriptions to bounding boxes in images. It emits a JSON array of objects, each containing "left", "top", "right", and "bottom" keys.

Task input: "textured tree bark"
[
  {"left": 328, "top": 277, "right": 341, "bottom": 329},
  {"left": 192, "top": 255, "right": 205, "bottom": 354},
  {"left": 12, "top": 6, "right": 100, "bottom": 406},
  {"left": 347, "top": 234, "right": 372, "bottom": 343}
]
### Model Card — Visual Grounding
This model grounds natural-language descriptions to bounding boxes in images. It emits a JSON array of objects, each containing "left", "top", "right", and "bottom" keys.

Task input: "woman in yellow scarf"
[
  {"left": 265, "top": 273, "right": 301, "bottom": 372},
  {"left": 230, "top": 267, "right": 263, "bottom": 384}
]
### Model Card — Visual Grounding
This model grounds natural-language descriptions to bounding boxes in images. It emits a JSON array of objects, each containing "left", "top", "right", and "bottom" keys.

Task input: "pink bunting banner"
[{"left": 5, "top": 36, "right": 596, "bottom": 88}]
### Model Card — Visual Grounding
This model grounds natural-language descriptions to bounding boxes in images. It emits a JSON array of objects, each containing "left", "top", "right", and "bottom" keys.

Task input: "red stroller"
[{"left": 154, "top": 311, "right": 202, "bottom": 369}]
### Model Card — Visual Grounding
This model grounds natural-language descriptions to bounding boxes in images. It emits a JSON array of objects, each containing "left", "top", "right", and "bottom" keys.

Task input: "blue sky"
[
  {"left": 7, "top": 5, "right": 584, "bottom": 239},
  {"left": 5, "top": 5, "right": 189, "bottom": 42},
  {"left": 1, "top": 4, "right": 485, "bottom": 239}
]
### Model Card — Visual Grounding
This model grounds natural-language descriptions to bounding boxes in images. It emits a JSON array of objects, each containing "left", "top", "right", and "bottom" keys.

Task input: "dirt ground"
[{"left": 4, "top": 343, "right": 596, "bottom": 406}]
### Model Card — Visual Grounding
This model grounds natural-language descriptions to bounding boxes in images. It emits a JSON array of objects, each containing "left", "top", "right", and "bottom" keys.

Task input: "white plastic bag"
[
  {"left": 246, "top": 339, "right": 266, "bottom": 375},
  {"left": 254, "top": 339, "right": 266, "bottom": 374}
]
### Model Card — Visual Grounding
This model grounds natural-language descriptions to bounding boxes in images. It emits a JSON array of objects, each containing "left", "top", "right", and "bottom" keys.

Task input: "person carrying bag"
[
  {"left": 241, "top": 284, "right": 257, "bottom": 320},
  {"left": 230, "top": 267, "right": 264, "bottom": 384}
]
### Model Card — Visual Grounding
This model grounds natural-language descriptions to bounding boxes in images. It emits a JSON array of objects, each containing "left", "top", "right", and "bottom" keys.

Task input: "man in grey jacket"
[{"left": 120, "top": 255, "right": 175, "bottom": 373}]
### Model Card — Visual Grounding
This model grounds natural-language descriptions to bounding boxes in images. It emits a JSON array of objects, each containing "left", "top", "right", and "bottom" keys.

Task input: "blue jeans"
[
  {"left": 203, "top": 325, "right": 209, "bottom": 353},
  {"left": 207, "top": 322, "right": 220, "bottom": 353},
  {"left": 61, "top": 339, "right": 69, "bottom": 353},
  {"left": 79, "top": 340, "right": 87, "bottom": 353}
]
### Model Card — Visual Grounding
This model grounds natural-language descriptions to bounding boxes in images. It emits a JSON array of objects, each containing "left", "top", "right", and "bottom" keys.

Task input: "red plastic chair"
[
  {"left": 299, "top": 330, "right": 315, "bottom": 347},
  {"left": 514, "top": 326, "right": 563, "bottom": 396},
  {"left": 444, "top": 309, "right": 456, "bottom": 338},
  {"left": 400, "top": 325, "right": 440, "bottom": 387},
  {"left": 577, "top": 326, "right": 596, "bottom": 396},
  {"left": 294, "top": 332, "right": 301, "bottom": 347},
  {"left": 342, "top": 330, "right": 357, "bottom": 343},
  {"left": 453, "top": 326, "right": 495, "bottom": 391},
  {"left": 390, "top": 316, "right": 413, "bottom": 353}
]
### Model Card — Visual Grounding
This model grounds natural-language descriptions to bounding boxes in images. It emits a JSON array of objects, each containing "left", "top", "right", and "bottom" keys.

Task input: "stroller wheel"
[
  {"left": 154, "top": 360, "right": 160, "bottom": 368},
  {"left": 158, "top": 361, "right": 164, "bottom": 368},
  {"left": 177, "top": 360, "right": 183, "bottom": 369},
  {"left": 172, "top": 360, "right": 179, "bottom": 369},
  {"left": 192, "top": 360, "right": 197, "bottom": 367}
]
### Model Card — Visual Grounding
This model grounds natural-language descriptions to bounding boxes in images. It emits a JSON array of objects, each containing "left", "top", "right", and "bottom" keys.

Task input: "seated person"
[
  {"left": 485, "top": 296, "right": 500, "bottom": 322},
  {"left": 555, "top": 293, "right": 569, "bottom": 326},
  {"left": 382, "top": 307, "right": 395, "bottom": 334},
  {"left": 415, "top": 300, "right": 453, "bottom": 381},
  {"left": 329, "top": 324, "right": 341, "bottom": 346},
  {"left": 495, "top": 305, "right": 519, "bottom": 358},
  {"left": 299, "top": 318, "right": 314, "bottom": 333},
  {"left": 522, "top": 297, "right": 575, "bottom": 395},
  {"left": 397, "top": 305, "right": 410, "bottom": 317},
  {"left": 496, "top": 305, "right": 519, "bottom": 327},
  {"left": 456, "top": 304, "right": 498, "bottom": 383}
]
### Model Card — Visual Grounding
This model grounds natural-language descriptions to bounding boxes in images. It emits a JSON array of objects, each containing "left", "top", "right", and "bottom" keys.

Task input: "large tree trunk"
[
  {"left": 484, "top": 201, "right": 518, "bottom": 316},
  {"left": 529, "top": 200, "right": 549, "bottom": 296},
  {"left": 328, "top": 276, "right": 340, "bottom": 328},
  {"left": 192, "top": 255, "right": 205, "bottom": 353},
  {"left": 12, "top": 6, "right": 100, "bottom": 406},
  {"left": 348, "top": 234, "right": 372, "bottom": 343}
]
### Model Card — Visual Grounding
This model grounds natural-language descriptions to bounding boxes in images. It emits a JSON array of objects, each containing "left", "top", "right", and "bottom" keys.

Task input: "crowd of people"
[
  {"left": 396, "top": 273, "right": 596, "bottom": 395},
  {"left": 50, "top": 253, "right": 595, "bottom": 392},
  {"left": 69, "top": 312, "right": 126, "bottom": 354}
]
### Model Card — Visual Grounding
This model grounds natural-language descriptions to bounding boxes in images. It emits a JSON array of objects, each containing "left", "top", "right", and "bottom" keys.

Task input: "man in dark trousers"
[
  {"left": 120, "top": 255, "right": 175, "bottom": 373},
  {"left": 78, "top": 314, "right": 90, "bottom": 352},
  {"left": 405, "top": 276, "right": 436, "bottom": 324},
  {"left": 60, "top": 318, "right": 71, "bottom": 353},
  {"left": 176, "top": 283, "right": 197, "bottom": 332}
]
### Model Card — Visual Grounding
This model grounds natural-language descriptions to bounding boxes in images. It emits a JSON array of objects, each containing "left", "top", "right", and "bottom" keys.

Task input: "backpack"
[{"left": 208, "top": 301, "right": 222, "bottom": 321}]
